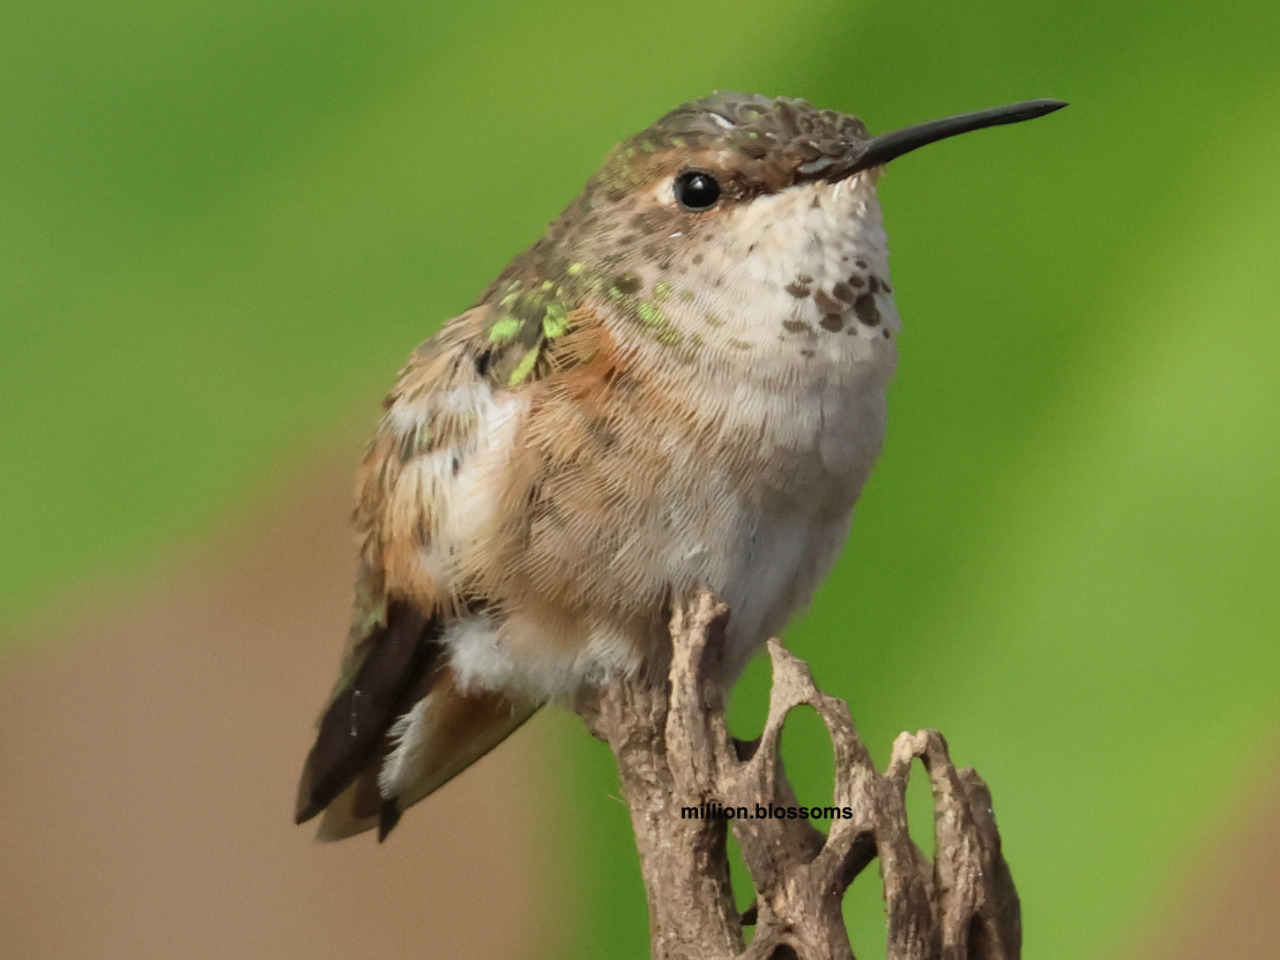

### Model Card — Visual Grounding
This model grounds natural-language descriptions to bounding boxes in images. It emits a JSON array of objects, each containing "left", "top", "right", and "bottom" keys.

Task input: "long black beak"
[{"left": 849, "top": 98, "right": 1067, "bottom": 175}]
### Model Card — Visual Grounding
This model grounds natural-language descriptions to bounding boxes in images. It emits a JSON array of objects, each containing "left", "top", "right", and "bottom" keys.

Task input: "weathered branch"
[{"left": 576, "top": 590, "right": 1021, "bottom": 960}]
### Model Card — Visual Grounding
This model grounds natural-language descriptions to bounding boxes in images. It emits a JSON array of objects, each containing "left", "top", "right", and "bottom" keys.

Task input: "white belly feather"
[{"left": 423, "top": 176, "right": 899, "bottom": 701}]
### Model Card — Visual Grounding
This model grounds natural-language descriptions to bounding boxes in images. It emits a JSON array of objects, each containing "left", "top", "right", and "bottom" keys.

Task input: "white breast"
[
  {"left": 626, "top": 176, "right": 900, "bottom": 684},
  {"left": 441, "top": 176, "right": 901, "bottom": 700},
  {"left": 651, "top": 372, "right": 889, "bottom": 686}
]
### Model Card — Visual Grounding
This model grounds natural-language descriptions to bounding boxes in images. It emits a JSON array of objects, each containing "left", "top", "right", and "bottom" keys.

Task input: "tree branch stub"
[{"left": 577, "top": 590, "right": 1021, "bottom": 960}]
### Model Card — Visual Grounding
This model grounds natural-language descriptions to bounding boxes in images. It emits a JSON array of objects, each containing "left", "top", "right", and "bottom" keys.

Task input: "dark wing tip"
[
  {"left": 293, "top": 762, "right": 323, "bottom": 824},
  {"left": 377, "top": 801, "right": 403, "bottom": 842},
  {"left": 293, "top": 602, "right": 438, "bottom": 827}
]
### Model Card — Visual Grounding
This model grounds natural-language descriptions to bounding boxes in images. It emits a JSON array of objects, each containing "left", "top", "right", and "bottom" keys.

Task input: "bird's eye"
[{"left": 674, "top": 170, "right": 722, "bottom": 211}]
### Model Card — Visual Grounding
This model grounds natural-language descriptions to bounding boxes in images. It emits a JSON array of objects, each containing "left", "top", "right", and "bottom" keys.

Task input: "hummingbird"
[{"left": 295, "top": 92, "right": 1065, "bottom": 841}]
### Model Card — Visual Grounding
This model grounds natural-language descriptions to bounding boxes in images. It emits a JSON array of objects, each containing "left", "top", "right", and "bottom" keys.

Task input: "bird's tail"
[{"left": 295, "top": 602, "right": 538, "bottom": 841}]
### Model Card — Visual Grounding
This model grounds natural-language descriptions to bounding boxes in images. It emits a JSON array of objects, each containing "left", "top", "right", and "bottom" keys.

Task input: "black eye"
[{"left": 674, "top": 170, "right": 721, "bottom": 211}]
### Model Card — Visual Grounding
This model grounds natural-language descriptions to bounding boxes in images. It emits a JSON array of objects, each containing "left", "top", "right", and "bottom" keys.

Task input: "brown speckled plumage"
[{"left": 295, "top": 91, "right": 1066, "bottom": 840}]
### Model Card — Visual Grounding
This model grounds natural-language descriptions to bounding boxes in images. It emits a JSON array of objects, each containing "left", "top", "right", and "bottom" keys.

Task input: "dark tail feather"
[
  {"left": 294, "top": 601, "right": 440, "bottom": 825},
  {"left": 315, "top": 667, "right": 540, "bottom": 841}
]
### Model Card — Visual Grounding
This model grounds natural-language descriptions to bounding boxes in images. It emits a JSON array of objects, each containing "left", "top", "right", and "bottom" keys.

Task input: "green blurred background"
[{"left": 3, "top": 0, "right": 1278, "bottom": 957}]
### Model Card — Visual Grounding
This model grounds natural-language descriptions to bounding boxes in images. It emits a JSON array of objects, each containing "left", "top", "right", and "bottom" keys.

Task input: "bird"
[{"left": 294, "top": 91, "right": 1065, "bottom": 841}]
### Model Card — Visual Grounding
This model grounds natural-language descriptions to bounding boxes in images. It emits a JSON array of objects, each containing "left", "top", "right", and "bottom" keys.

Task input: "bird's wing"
[{"left": 294, "top": 297, "right": 599, "bottom": 840}]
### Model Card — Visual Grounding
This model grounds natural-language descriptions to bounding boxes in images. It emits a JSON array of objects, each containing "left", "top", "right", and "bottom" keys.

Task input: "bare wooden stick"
[{"left": 577, "top": 590, "right": 1022, "bottom": 960}]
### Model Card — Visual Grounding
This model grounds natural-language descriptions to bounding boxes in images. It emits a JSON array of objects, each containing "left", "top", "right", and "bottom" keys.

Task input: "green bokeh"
[{"left": 3, "top": 0, "right": 1278, "bottom": 958}]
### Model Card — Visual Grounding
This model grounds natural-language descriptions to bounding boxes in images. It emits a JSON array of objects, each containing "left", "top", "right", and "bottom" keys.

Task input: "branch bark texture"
[{"left": 576, "top": 591, "right": 1021, "bottom": 960}]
